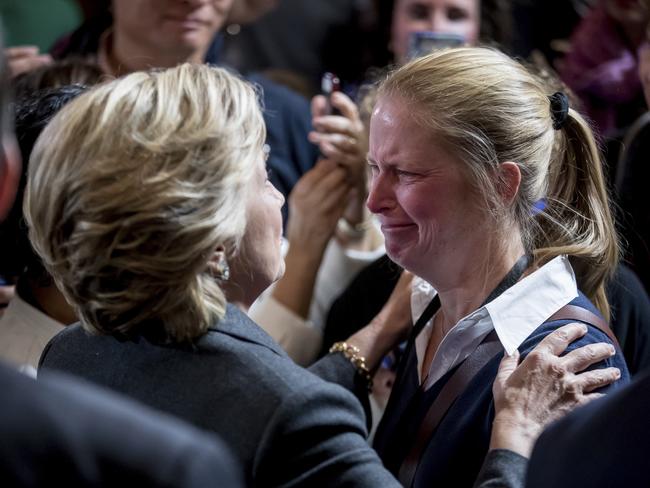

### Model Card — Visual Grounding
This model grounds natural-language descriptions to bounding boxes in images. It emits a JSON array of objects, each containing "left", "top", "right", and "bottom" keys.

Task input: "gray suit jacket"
[{"left": 40, "top": 303, "right": 526, "bottom": 487}]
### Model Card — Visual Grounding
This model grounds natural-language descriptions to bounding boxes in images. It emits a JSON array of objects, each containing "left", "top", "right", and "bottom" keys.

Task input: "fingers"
[
  {"left": 329, "top": 91, "right": 359, "bottom": 120},
  {"left": 312, "top": 115, "right": 358, "bottom": 137},
  {"left": 493, "top": 350, "right": 520, "bottom": 392},
  {"left": 561, "top": 342, "right": 615, "bottom": 373},
  {"left": 572, "top": 366, "right": 621, "bottom": 393},
  {"left": 291, "top": 160, "right": 349, "bottom": 210},
  {"left": 294, "top": 162, "right": 346, "bottom": 197},
  {"left": 311, "top": 95, "right": 328, "bottom": 118},
  {"left": 309, "top": 132, "right": 359, "bottom": 160},
  {"left": 5, "top": 45, "right": 40, "bottom": 58},
  {"left": 296, "top": 158, "right": 336, "bottom": 186},
  {"left": 533, "top": 322, "right": 588, "bottom": 356},
  {"left": 6, "top": 45, "right": 52, "bottom": 77}
]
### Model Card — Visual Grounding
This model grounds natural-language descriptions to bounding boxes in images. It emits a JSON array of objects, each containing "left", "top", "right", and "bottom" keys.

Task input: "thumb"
[{"left": 494, "top": 350, "right": 520, "bottom": 388}]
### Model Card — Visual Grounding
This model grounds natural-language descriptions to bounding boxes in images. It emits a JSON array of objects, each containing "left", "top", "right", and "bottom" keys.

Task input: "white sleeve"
[{"left": 249, "top": 296, "right": 322, "bottom": 366}]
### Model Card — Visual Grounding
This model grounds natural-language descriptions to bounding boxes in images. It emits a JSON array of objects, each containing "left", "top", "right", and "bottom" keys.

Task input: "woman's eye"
[
  {"left": 396, "top": 169, "right": 417, "bottom": 178},
  {"left": 447, "top": 7, "right": 469, "bottom": 21}
]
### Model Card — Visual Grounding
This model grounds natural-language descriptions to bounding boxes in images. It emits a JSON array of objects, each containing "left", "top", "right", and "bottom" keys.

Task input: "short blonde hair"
[
  {"left": 378, "top": 47, "right": 619, "bottom": 319},
  {"left": 25, "top": 63, "right": 265, "bottom": 341}
]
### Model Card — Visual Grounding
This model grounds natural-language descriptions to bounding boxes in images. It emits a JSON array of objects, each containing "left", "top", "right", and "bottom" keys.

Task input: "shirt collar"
[
  {"left": 411, "top": 254, "right": 579, "bottom": 373},
  {"left": 485, "top": 255, "right": 578, "bottom": 354}
]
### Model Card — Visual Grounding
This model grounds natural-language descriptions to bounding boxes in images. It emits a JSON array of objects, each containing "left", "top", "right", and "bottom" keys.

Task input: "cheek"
[
  {"left": 453, "top": 21, "right": 478, "bottom": 42},
  {"left": 397, "top": 185, "right": 437, "bottom": 223},
  {"left": 463, "top": 21, "right": 480, "bottom": 44}
]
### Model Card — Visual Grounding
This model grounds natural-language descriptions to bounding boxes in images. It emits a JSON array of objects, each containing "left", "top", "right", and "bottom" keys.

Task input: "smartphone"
[
  {"left": 407, "top": 31, "right": 465, "bottom": 61},
  {"left": 321, "top": 72, "right": 341, "bottom": 116}
]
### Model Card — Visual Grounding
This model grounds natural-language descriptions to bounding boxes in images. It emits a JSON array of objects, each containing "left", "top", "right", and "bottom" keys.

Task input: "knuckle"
[
  {"left": 550, "top": 362, "right": 568, "bottom": 378},
  {"left": 525, "top": 350, "right": 545, "bottom": 367},
  {"left": 563, "top": 377, "right": 581, "bottom": 395},
  {"left": 582, "top": 345, "right": 598, "bottom": 361},
  {"left": 554, "top": 328, "right": 570, "bottom": 342},
  {"left": 587, "top": 371, "right": 605, "bottom": 386}
]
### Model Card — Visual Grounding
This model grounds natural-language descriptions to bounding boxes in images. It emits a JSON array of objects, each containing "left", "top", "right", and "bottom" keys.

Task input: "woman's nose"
[
  {"left": 430, "top": 12, "right": 451, "bottom": 33},
  {"left": 366, "top": 173, "right": 393, "bottom": 215}
]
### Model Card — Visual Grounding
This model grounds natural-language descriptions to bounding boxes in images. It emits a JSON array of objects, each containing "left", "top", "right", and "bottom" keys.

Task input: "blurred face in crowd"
[
  {"left": 391, "top": 0, "right": 480, "bottom": 65},
  {"left": 112, "top": 0, "right": 233, "bottom": 58}
]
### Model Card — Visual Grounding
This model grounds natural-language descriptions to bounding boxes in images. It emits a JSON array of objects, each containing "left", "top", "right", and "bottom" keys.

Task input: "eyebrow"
[{"left": 366, "top": 156, "right": 402, "bottom": 169}]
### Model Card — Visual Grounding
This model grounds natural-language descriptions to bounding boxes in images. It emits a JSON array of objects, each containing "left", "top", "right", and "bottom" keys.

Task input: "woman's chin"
[{"left": 274, "top": 260, "right": 287, "bottom": 282}]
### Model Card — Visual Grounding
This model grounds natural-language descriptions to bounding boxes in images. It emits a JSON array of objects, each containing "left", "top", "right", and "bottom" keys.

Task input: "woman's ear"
[
  {"left": 207, "top": 246, "right": 230, "bottom": 282},
  {"left": 497, "top": 161, "right": 521, "bottom": 205}
]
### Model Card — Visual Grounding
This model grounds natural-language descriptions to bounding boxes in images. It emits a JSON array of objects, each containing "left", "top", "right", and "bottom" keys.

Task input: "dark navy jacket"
[{"left": 373, "top": 293, "right": 630, "bottom": 488}]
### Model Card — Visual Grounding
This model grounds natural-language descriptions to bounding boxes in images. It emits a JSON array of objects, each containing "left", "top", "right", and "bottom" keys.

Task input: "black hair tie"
[{"left": 548, "top": 92, "right": 569, "bottom": 130}]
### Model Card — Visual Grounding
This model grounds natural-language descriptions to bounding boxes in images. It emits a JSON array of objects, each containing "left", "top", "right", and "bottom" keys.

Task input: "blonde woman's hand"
[{"left": 490, "top": 322, "right": 621, "bottom": 457}]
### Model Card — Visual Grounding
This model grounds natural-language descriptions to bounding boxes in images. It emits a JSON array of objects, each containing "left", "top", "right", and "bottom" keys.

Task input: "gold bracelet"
[{"left": 329, "top": 341, "right": 373, "bottom": 391}]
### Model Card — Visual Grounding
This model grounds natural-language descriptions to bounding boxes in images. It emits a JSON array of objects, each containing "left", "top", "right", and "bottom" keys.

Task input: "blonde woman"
[
  {"left": 31, "top": 63, "right": 619, "bottom": 487},
  {"left": 366, "top": 47, "right": 630, "bottom": 488}
]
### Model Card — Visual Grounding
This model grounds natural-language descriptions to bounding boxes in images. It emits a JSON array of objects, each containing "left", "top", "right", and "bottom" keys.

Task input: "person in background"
[
  {"left": 365, "top": 47, "right": 628, "bottom": 487},
  {"left": 0, "top": 84, "right": 91, "bottom": 376},
  {"left": 48, "top": 0, "right": 319, "bottom": 214},
  {"left": 559, "top": 0, "right": 648, "bottom": 142},
  {"left": 614, "top": 15, "right": 650, "bottom": 296}
]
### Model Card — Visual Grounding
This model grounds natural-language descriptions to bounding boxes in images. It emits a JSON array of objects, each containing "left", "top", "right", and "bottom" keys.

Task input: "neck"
[
  {"left": 221, "top": 280, "right": 259, "bottom": 315},
  {"left": 431, "top": 233, "right": 526, "bottom": 332},
  {"left": 102, "top": 29, "right": 206, "bottom": 76}
]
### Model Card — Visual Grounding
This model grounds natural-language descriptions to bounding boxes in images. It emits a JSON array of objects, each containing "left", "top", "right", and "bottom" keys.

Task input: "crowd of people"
[{"left": 0, "top": 0, "right": 649, "bottom": 487}]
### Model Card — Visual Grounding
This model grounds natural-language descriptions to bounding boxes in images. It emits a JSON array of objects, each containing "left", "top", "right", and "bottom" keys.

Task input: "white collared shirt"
[
  {"left": 412, "top": 255, "right": 579, "bottom": 390},
  {"left": 0, "top": 294, "right": 66, "bottom": 377}
]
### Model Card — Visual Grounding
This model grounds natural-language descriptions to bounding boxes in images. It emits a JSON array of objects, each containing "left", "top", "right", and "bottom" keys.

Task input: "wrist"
[
  {"left": 329, "top": 341, "right": 373, "bottom": 391},
  {"left": 284, "top": 240, "right": 327, "bottom": 266},
  {"left": 489, "top": 414, "right": 541, "bottom": 459}
]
